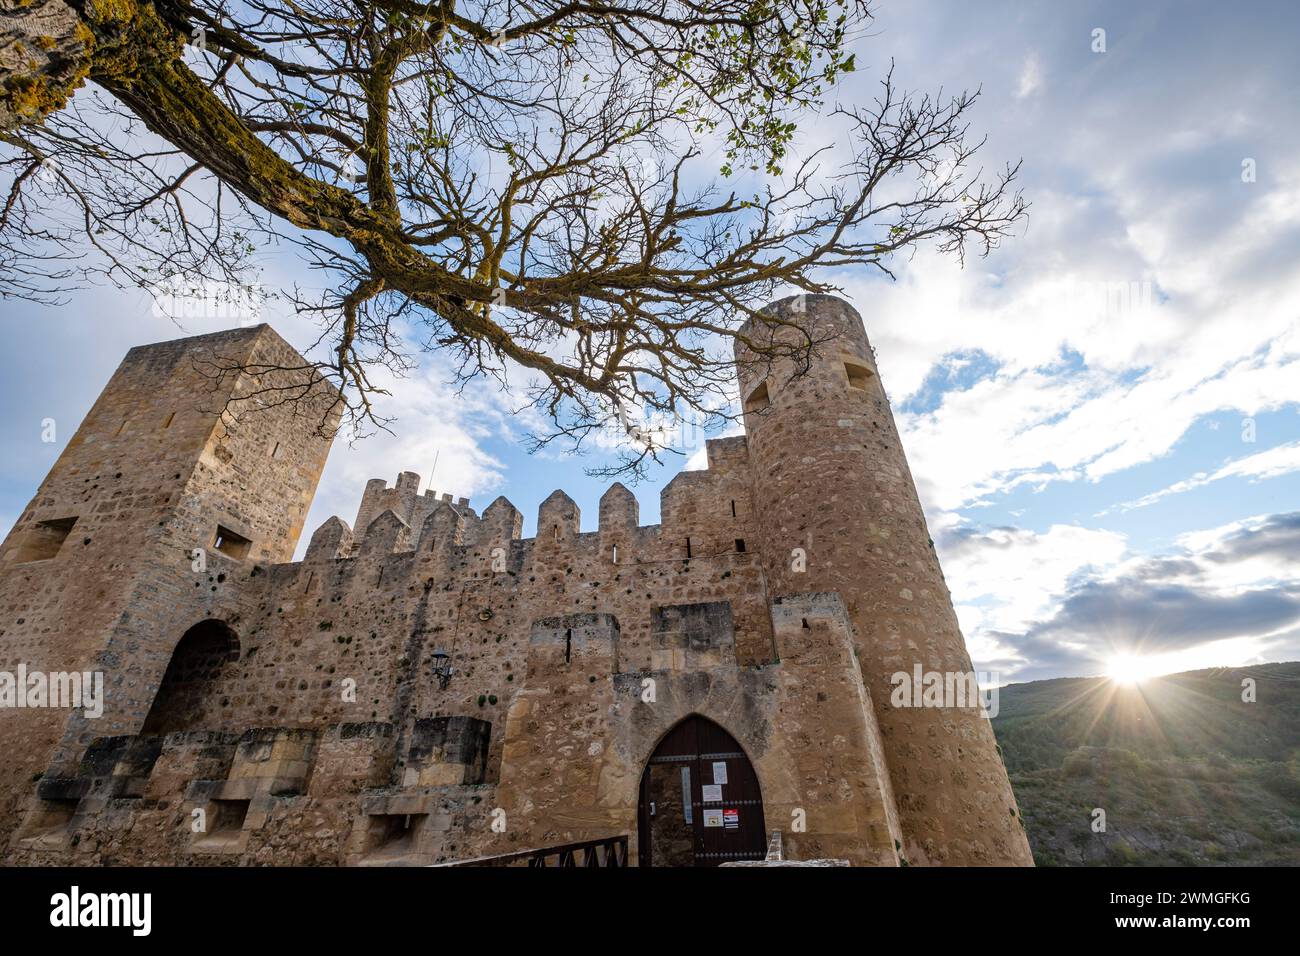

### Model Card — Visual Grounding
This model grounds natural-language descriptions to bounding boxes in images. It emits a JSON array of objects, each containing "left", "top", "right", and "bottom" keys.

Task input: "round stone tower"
[{"left": 735, "top": 293, "right": 1033, "bottom": 866}]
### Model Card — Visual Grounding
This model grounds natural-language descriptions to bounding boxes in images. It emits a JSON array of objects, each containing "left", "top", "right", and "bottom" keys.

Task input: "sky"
[{"left": 2, "top": 0, "right": 1298, "bottom": 685}]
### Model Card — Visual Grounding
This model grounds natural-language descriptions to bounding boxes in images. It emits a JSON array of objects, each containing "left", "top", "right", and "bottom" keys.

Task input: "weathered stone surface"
[
  {"left": 720, "top": 859, "right": 851, "bottom": 867},
  {"left": 0, "top": 296, "right": 1031, "bottom": 867},
  {"left": 735, "top": 294, "right": 1032, "bottom": 866}
]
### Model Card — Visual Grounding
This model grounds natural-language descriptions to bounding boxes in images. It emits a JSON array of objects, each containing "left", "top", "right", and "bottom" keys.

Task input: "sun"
[{"left": 1106, "top": 654, "right": 1160, "bottom": 685}]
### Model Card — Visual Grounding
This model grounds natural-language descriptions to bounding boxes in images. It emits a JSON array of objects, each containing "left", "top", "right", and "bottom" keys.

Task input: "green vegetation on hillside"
[{"left": 991, "top": 662, "right": 1300, "bottom": 866}]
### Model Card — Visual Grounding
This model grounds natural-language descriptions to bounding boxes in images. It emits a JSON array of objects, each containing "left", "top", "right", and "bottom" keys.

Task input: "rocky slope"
[{"left": 991, "top": 662, "right": 1300, "bottom": 866}]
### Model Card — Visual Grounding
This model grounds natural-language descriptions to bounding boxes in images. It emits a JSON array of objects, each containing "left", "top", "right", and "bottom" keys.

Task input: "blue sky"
[{"left": 2, "top": 0, "right": 1298, "bottom": 684}]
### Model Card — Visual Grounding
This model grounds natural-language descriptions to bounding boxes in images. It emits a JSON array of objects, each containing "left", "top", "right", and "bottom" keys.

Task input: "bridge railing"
[{"left": 436, "top": 835, "right": 629, "bottom": 868}]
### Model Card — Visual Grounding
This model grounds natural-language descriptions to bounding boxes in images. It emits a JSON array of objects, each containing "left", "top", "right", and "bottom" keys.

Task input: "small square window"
[
  {"left": 193, "top": 798, "right": 250, "bottom": 849},
  {"left": 208, "top": 798, "right": 250, "bottom": 834},
  {"left": 19, "top": 798, "right": 79, "bottom": 846},
  {"left": 213, "top": 525, "right": 252, "bottom": 560},
  {"left": 845, "top": 362, "right": 872, "bottom": 390},
  {"left": 364, "top": 813, "right": 427, "bottom": 860},
  {"left": 7, "top": 516, "right": 78, "bottom": 563},
  {"left": 743, "top": 382, "right": 770, "bottom": 414}
]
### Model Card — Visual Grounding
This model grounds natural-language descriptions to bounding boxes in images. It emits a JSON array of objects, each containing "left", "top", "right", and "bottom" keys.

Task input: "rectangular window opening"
[
  {"left": 193, "top": 798, "right": 250, "bottom": 848},
  {"left": 7, "top": 516, "right": 78, "bottom": 563},
  {"left": 21, "top": 798, "right": 79, "bottom": 844},
  {"left": 365, "top": 813, "right": 428, "bottom": 858},
  {"left": 743, "top": 382, "right": 770, "bottom": 414},
  {"left": 735, "top": 538, "right": 746, "bottom": 553},
  {"left": 208, "top": 798, "right": 250, "bottom": 835},
  {"left": 845, "top": 362, "right": 873, "bottom": 391},
  {"left": 213, "top": 525, "right": 252, "bottom": 561}
]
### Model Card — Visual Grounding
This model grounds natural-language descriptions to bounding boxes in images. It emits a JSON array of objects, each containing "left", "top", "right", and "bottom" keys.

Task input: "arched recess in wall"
[
  {"left": 141, "top": 619, "right": 241, "bottom": 734},
  {"left": 636, "top": 714, "right": 767, "bottom": 867}
]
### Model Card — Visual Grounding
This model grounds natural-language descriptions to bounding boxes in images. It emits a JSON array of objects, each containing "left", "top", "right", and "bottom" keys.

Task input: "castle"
[{"left": 0, "top": 294, "right": 1032, "bottom": 866}]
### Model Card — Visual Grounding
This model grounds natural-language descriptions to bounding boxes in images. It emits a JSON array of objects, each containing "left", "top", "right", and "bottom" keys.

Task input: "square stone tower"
[{"left": 0, "top": 325, "right": 337, "bottom": 845}]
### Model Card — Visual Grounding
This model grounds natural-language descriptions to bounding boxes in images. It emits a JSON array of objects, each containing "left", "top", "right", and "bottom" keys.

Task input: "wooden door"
[{"left": 637, "top": 715, "right": 766, "bottom": 867}]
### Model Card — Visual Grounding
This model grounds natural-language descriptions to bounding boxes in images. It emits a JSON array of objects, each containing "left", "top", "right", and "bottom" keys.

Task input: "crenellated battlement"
[
  {"left": 300, "top": 435, "right": 756, "bottom": 572},
  {"left": 352, "top": 471, "right": 476, "bottom": 541}
]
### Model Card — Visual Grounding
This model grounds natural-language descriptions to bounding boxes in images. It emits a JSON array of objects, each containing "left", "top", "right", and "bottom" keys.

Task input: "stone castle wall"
[{"left": 0, "top": 298, "right": 1032, "bottom": 866}]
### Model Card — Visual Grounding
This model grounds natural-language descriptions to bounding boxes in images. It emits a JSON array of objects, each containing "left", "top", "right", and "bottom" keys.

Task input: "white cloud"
[
  {"left": 295, "top": 359, "right": 517, "bottom": 557},
  {"left": 684, "top": 446, "right": 709, "bottom": 471},
  {"left": 1015, "top": 53, "right": 1043, "bottom": 99},
  {"left": 1108, "top": 439, "right": 1300, "bottom": 513},
  {"left": 968, "top": 511, "right": 1300, "bottom": 681},
  {"left": 940, "top": 522, "right": 1128, "bottom": 658},
  {"left": 1176, "top": 514, "right": 1269, "bottom": 554},
  {"left": 835, "top": 222, "right": 1300, "bottom": 515},
  {"left": 1173, "top": 512, "right": 1300, "bottom": 589}
]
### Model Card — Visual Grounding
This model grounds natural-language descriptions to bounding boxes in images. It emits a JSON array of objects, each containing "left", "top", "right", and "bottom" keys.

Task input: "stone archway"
[
  {"left": 636, "top": 714, "right": 767, "bottom": 867},
  {"left": 140, "top": 619, "right": 240, "bottom": 734}
]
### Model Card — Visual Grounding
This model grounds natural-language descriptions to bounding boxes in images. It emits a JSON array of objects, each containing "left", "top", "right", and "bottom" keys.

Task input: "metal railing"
[{"left": 438, "top": 834, "right": 629, "bottom": 868}]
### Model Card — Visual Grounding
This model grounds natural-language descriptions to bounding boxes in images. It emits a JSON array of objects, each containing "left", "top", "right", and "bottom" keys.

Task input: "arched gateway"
[
  {"left": 141, "top": 619, "right": 241, "bottom": 735},
  {"left": 636, "top": 715, "right": 766, "bottom": 867}
]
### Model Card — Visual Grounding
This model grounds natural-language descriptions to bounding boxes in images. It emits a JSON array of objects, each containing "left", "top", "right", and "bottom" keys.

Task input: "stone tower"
[
  {"left": 0, "top": 325, "right": 337, "bottom": 846},
  {"left": 735, "top": 294, "right": 1032, "bottom": 865}
]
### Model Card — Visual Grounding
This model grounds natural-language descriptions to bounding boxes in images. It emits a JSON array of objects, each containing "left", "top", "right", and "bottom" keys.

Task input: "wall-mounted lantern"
[{"left": 431, "top": 649, "right": 454, "bottom": 689}]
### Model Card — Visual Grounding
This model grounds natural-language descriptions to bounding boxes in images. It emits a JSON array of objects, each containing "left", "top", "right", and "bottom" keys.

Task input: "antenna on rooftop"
[{"left": 425, "top": 449, "right": 439, "bottom": 494}]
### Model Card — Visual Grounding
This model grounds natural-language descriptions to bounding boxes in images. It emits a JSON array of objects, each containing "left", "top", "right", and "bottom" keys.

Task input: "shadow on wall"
[{"left": 141, "top": 619, "right": 241, "bottom": 735}]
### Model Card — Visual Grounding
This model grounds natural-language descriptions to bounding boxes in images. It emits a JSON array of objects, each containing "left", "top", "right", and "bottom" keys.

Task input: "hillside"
[{"left": 990, "top": 662, "right": 1300, "bottom": 866}]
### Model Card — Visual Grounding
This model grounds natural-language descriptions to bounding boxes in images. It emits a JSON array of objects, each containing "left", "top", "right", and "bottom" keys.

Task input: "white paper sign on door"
[
  {"left": 712, "top": 761, "right": 728, "bottom": 784},
  {"left": 702, "top": 784, "right": 723, "bottom": 802},
  {"left": 681, "top": 766, "right": 693, "bottom": 824}
]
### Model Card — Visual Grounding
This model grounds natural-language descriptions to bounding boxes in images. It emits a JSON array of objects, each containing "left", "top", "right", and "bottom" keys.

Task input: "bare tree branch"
[{"left": 0, "top": 0, "right": 1026, "bottom": 479}]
